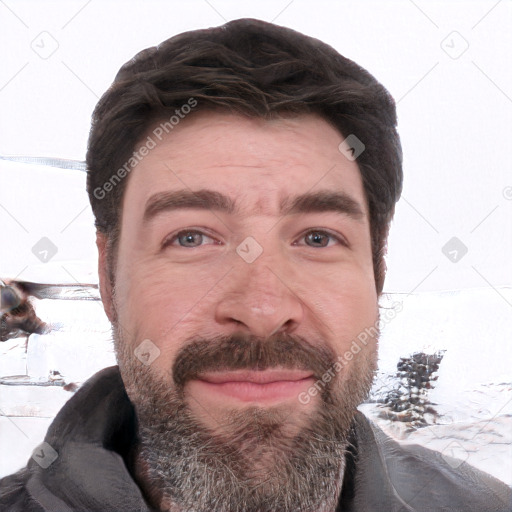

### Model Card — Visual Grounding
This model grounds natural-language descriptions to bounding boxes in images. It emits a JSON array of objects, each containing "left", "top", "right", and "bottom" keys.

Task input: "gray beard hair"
[{"left": 114, "top": 329, "right": 377, "bottom": 512}]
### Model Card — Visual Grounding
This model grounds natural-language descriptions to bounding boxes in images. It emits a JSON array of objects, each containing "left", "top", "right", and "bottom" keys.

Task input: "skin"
[{"left": 96, "top": 111, "right": 379, "bottom": 507}]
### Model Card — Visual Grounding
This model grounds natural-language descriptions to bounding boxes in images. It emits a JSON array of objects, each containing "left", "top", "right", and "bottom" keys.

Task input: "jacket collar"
[{"left": 28, "top": 366, "right": 150, "bottom": 511}]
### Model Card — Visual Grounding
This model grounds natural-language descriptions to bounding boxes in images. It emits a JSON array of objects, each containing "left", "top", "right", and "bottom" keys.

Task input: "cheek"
[
  {"left": 114, "top": 253, "right": 229, "bottom": 344},
  {"left": 301, "top": 267, "right": 378, "bottom": 350}
]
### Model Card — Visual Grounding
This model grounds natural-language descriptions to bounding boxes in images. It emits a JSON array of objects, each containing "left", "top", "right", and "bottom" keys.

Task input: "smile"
[{"left": 189, "top": 369, "right": 315, "bottom": 403}]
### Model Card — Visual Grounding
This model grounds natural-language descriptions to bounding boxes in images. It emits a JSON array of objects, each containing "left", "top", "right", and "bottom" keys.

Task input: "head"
[{"left": 86, "top": 18, "right": 402, "bottom": 512}]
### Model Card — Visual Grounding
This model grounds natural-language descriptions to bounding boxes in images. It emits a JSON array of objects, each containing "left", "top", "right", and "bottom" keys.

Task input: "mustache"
[{"left": 172, "top": 333, "right": 337, "bottom": 389}]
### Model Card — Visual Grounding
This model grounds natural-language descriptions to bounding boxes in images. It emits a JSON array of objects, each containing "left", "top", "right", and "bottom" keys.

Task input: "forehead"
[{"left": 123, "top": 111, "right": 367, "bottom": 218}]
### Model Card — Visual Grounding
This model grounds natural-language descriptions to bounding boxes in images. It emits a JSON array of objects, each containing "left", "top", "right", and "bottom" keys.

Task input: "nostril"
[{"left": 269, "top": 318, "right": 297, "bottom": 337}]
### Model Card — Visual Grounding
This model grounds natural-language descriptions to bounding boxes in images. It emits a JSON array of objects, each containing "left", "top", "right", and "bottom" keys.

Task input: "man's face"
[{"left": 99, "top": 111, "right": 379, "bottom": 511}]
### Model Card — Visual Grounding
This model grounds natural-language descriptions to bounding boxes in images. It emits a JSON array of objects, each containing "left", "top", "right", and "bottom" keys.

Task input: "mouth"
[{"left": 187, "top": 369, "right": 316, "bottom": 404}]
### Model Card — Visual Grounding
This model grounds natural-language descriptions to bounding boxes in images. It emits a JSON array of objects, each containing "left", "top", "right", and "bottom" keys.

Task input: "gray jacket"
[{"left": 1, "top": 366, "right": 510, "bottom": 511}]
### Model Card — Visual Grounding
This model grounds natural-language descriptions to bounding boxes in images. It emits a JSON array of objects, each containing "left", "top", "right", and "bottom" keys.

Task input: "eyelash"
[
  {"left": 162, "top": 228, "right": 218, "bottom": 249},
  {"left": 162, "top": 228, "right": 348, "bottom": 249},
  {"left": 295, "top": 229, "right": 349, "bottom": 248}
]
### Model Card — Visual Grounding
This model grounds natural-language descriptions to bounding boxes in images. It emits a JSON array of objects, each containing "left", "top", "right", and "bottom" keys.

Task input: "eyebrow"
[
  {"left": 143, "top": 190, "right": 235, "bottom": 223},
  {"left": 280, "top": 191, "right": 365, "bottom": 221},
  {"left": 143, "top": 189, "right": 365, "bottom": 223}
]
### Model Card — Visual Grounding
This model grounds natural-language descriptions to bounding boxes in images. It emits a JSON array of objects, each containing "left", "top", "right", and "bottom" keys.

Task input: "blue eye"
[
  {"left": 177, "top": 231, "right": 205, "bottom": 247},
  {"left": 164, "top": 230, "right": 217, "bottom": 248}
]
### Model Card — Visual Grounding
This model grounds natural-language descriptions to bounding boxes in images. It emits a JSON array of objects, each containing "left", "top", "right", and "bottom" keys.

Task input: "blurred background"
[{"left": 0, "top": 0, "right": 511, "bottom": 484}]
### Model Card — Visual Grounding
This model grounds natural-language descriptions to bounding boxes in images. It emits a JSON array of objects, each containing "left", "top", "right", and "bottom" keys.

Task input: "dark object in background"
[
  {"left": 0, "top": 280, "right": 47, "bottom": 342},
  {"left": 0, "top": 283, "right": 21, "bottom": 312},
  {"left": 377, "top": 351, "right": 446, "bottom": 428},
  {"left": 0, "top": 279, "right": 100, "bottom": 342}
]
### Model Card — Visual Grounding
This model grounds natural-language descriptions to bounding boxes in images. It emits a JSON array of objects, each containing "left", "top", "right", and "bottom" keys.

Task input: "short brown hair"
[{"left": 86, "top": 18, "right": 402, "bottom": 294}]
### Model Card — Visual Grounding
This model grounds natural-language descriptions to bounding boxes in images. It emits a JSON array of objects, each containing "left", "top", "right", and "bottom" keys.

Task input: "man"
[{"left": 0, "top": 18, "right": 510, "bottom": 512}]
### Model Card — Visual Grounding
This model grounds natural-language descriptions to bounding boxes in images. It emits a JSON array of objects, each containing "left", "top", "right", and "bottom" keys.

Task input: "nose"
[{"left": 214, "top": 260, "right": 304, "bottom": 338}]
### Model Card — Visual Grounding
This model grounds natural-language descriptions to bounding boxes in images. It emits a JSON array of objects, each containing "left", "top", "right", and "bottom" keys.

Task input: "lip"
[
  {"left": 199, "top": 369, "right": 314, "bottom": 384},
  {"left": 188, "top": 369, "right": 315, "bottom": 403}
]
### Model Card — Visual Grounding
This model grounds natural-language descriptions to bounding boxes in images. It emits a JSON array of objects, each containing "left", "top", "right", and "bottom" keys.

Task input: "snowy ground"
[{"left": 1, "top": 287, "right": 511, "bottom": 487}]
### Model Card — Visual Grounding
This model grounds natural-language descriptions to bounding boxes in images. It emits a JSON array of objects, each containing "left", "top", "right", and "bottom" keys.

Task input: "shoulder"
[
  {"left": 0, "top": 468, "right": 42, "bottom": 512},
  {"left": 351, "top": 412, "right": 512, "bottom": 512},
  {"left": 0, "top": 366, "right": 131, "bottom": 512}
]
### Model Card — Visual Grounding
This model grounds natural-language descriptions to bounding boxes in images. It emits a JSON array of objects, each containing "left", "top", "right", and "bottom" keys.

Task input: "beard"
[{"left": 113, "top": 327, "right": 377, "bottom": 512}]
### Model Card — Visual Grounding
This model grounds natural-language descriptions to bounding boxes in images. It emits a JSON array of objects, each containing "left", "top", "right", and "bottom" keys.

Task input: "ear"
[{"left": 96, "top": 231, "right": 115, "bottom": 322}]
